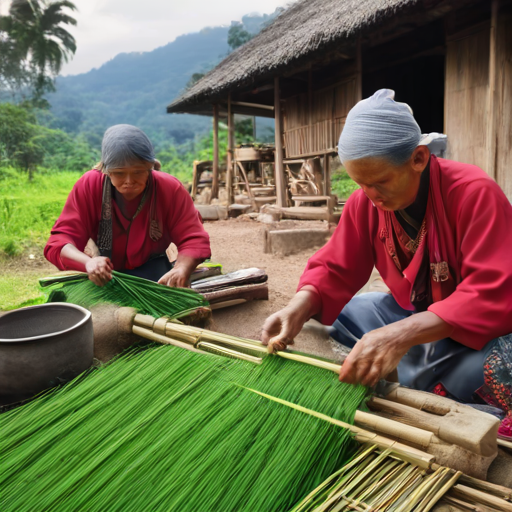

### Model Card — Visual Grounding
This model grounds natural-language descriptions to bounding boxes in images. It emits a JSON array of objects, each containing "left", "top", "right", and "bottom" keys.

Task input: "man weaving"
[{"left": 262, "top": 89, "right": 512, "bottom": 439}]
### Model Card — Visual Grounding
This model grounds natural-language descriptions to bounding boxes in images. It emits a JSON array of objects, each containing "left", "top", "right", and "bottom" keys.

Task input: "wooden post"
[
  {"left": 308, "top": 67, "right": 313, "bottom": 154},
  {"left": 274, "top": 76, "right": 287, "bottom": 208},
  {"left": 355, "top": 36, "right": 363, "bottom": 102},
  {"left": 323, "top": 153, "right": 331, "bottom": 196},
  {"left": 227, "top": 95, "right": 235, "bottom": 205},
  {"left": 211, "top": 104, "right": 219, "bottom": 200},
  {"left": 486, "top": 0, "right": 499, "bottom": 179},
  {"left": 191, "top": 160, "right": 199, "bottom": 198}
]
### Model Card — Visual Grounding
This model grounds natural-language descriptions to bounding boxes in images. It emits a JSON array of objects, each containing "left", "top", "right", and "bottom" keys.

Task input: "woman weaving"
[
  {"left": 45, "top": 124, "right": 211, "bottom": 287},
  {"left": 262, "top": 90, "right": 512, "bottom": 439}
]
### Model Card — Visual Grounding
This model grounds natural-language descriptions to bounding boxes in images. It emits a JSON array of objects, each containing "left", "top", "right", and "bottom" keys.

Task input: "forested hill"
[{"left": 46, "top": 12, "right": 279, "bottom": 150}]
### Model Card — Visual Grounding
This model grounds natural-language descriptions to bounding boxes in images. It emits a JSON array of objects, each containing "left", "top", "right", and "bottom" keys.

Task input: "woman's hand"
[
  {"left": 158, "top": 266, "right": 189, "bottom": 288},
  {"left": 85, "top": 256, "right": 113, "bottom": 287},
  {"left": 339, "top": 311, "right": 453, "bottom": 387},
  {"left": 262, "top": 288, "right": 321, "bottom": 353},
  {"left": 158, "top": 254, "right": 203, "bottom": 288}
]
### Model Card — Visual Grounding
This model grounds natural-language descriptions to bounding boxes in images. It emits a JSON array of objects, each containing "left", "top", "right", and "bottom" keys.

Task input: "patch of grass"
[
  {"left": 0, "top": 270, "right": 46, "bottom": 310},
  {"left": 0, "top": 169, "right": 80, "bottom": 258},
  {"left": 331, "top": 169, "right": 360, "bottom": 200}
]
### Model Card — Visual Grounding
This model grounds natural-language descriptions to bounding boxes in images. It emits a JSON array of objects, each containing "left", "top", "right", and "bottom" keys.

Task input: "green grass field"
[
  {"left": 0, "top": 169, "right": 80, "bottom": 257},
  {"left": 0, "top": 169, "right": 80, "bottom": 310}
]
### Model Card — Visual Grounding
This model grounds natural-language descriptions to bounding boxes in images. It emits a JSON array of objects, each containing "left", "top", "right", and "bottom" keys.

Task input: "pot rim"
[{"left": 0, "top": 302, "right": 92, "bottom": 343}]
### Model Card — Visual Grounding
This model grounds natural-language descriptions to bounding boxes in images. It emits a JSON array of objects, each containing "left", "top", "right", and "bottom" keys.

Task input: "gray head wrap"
[
  {"left": 338, "top": 89, "right": 422, "bottom": 165},
  {"left": 101, "top": 124, "right": 156, "bottom": 170}
]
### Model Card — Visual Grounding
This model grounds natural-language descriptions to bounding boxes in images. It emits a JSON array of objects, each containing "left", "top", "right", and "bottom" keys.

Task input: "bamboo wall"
[
  {"left": 445, "top": 14, "right": 512, "bottom": 200},
  {"left": 495, "top": 12, "right": 512, "bottom": 199},
  {"left": 444, "top": 24, "right": 490, "bottom": 171},
  {"left": 283, "top": 78, "right": 357, "bottom": 158}
]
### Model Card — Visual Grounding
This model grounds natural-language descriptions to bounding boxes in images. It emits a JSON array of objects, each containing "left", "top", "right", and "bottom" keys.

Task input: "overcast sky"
[{"left": 0, "top": 0, "right": 291, "bottom": 76}]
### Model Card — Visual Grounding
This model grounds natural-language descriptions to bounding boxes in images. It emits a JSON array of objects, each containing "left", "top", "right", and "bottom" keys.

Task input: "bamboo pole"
[
  {"left": 197, "top": 342, "right": 263, "bottom": 364},
  {"left": 132, "top": 325, "right": 206, "bottom": 354},
  {"left": 227, "top": 94, "right": 235, "bottom": 205},
  {"left": 212, "top": 103, "right": 220, "bottom": 200},
  {"left": 450, "top": 485, "right": 512, "bottom": 512},
  {"left": 274, "top": 76, "right": 287, "bottom": 208}
]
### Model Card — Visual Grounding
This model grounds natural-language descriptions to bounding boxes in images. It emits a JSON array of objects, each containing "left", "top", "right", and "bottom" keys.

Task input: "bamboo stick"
[
  {"left": 240, "top": 386, "right": 435, "bottom": 469},
  {"left": 132, "top": 326, "right": 206, "bottom": 354},
  {"left": 457, "top": 475, "right": 512, "bottom": 503},
  {"left": 450, "top": 485, "right": 512, "bottom": 512},
  {"left": 417, "top": 470, "right": 462, "bottom": 512},
  {"left": 354, "top": 411, "right": 433, "bottom": 450},
  {"left": 196, "top": 342, "right": 263, "bottom": 364},
  {"left": 497, "top": 438, "right": 512, "bottom": 451}
]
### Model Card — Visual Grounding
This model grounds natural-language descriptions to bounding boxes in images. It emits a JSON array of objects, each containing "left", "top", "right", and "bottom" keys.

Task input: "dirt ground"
[{"left": 203, "top": 217, "right": 349, "bottom": 360}]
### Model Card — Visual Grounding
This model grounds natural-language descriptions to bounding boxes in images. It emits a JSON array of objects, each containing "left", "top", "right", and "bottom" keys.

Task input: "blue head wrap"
[
  {"left": 338, "top": 89, "right": 422, "bottom": 165},
  {"left": 101, "top": 124, "right": 156, "bottom": 170}
]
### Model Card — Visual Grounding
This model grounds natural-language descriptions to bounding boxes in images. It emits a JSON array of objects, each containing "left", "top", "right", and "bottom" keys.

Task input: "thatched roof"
[{"left": 167, "top": 0, "right": 424, "bottom": 113}]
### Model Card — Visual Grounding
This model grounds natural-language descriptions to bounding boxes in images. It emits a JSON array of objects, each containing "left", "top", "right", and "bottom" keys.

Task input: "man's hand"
[
  {"left": 85, "top": 256, "right": 113, "bottom": 287},
  {"left": 158, "top": 266, "right": 189, "bottom": 288},
  {"left": 339, "top": 311, "right": 453, "bottom": 387},
  {"left": 262, "top": 288, "right": 321, "bottom": 353}
]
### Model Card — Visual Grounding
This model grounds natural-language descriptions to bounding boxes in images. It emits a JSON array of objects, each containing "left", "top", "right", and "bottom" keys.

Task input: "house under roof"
[{"left": 167, "top": 0, "right": 512, "bottom": 208}]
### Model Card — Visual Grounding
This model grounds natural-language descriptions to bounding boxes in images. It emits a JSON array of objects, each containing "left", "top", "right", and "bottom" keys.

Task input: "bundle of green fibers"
[
  {"left": 0, "top": 345, "right": 366, "bottom": 512},
  {"left": 39, "top": 271, "right": 208, "bottom": 318}
]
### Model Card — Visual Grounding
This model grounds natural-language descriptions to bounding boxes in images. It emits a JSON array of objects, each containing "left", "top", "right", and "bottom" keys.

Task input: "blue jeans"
[{"left": 331, "top": 292, "right": 500, "bottom": 402}]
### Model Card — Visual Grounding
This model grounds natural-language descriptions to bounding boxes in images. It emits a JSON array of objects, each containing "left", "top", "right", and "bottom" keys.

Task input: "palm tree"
[{"left": 5, "top": 0, "right": 77, "bottom": 94}]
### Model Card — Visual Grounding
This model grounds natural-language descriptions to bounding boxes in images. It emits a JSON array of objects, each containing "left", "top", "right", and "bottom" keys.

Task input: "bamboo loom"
[{"left": 124, "top": 316, "right": 512, "bottom": 511}]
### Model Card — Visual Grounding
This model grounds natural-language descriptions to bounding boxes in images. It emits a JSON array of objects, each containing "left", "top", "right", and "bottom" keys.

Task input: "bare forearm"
[
  {"left": 60, "top": 243, "right": 91, "bottom": 272},
  {"left": 287, "top": 286, "right": 322, "bottom": 322},
  {"left": 174, "top": 254, "right": 204, "bottom": 278},
  {"left": 388, "top": 311, "right": 453, "bottom": 353}
]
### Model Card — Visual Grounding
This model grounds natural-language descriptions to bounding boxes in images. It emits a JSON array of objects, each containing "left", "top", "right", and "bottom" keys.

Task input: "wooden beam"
[
  {"left": 274, "top": 76, "right": 287, "bottom": 208},
  {"left": 227, "top": 95, "right": 235, "bottom": 205},
  {"left": 355, "top": 36, "right": 363, "bottom": 102},
  {"left": 229, "top": 101, "right": 274, "bottom": 111},
  {"left": 211, "top": 104, "right": 219, "bottom": 200},
  {"left": 486, "top": 0, "right": 499, "bottom": 180}
]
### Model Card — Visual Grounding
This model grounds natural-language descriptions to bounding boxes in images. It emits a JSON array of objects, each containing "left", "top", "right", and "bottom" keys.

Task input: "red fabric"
[
  {"left": 44, "top": 170, "right": 211, "bottom": 271},
  {"left": 298, "top": 156, "right": 512, "bottom": 350}
]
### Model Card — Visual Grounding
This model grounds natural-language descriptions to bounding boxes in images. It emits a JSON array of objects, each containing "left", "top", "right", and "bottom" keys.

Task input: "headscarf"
[
  {"left": 338, "top": 89, "right": 421, "bottom": 165},
  {"left": 100, "top": 124, "right": 156, "bottom": 171}
]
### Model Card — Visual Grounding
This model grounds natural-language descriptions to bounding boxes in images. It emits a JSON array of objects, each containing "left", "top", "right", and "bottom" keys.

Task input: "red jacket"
[
  {"left": 299, "top": 156, "right": 512, "bottom": 350},
  {"left": 44, "top": 170, "right": 211, "bottom": 271}
]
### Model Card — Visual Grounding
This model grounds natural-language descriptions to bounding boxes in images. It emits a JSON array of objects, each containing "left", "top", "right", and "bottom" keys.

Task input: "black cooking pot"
[{"left": 0, "top": 303, "right": 93, "bottom": 406}]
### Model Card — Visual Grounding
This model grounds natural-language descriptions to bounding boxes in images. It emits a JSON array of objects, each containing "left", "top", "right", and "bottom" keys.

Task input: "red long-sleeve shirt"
[
  {"left": 299, "top": 156, "right": 512, "bottom": 350},
  {"left": 44, "top": 170, "right": 211, "bottom": 271}
]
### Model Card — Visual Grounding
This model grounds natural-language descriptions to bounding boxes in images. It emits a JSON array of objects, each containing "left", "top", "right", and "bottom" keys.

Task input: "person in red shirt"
[
  {"left": 262, "top": 90, "right": 512, "bottom": 437},
  {"left": 44, "top": 124, "right": 211, "bottom": 287}
]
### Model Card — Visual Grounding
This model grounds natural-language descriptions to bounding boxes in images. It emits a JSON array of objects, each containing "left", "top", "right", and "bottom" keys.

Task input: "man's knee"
[{"left": 334, "top": 292, "right": 412, "bottom": 341}]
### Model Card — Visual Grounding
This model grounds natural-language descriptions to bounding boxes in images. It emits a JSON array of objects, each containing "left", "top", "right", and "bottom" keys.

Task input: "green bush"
[{"left": 331, "top": 169, "right": 360, "bottom": 200}]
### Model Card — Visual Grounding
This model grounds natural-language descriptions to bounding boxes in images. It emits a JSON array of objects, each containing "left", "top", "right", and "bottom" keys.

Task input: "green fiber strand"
[
  {"left": 40, "top": 270, "right": 209, "bottom": 318},
  {"left": 0, "top": 345, "right": 366, "bottom": 512}
]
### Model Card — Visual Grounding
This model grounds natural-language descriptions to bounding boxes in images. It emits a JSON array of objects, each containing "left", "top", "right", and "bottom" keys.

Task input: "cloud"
[{"left": 55, "top": 0, "right": 290, "bottom": 75}]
